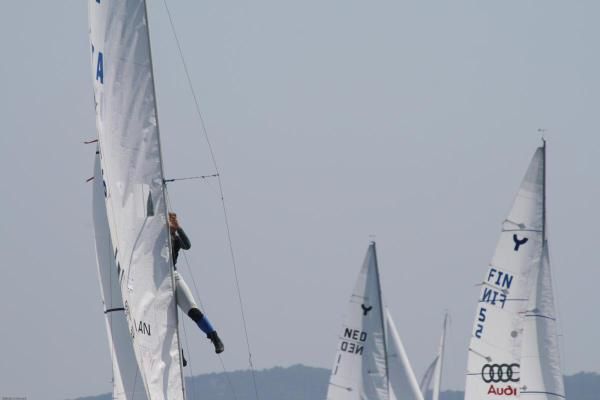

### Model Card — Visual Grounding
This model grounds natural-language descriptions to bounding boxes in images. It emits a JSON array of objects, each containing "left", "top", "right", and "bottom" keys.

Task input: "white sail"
[
  {"left": 465, "top": 147, "right": 545, "bottom": 400},
  {"left": 386, "top": 309, "right": 424, "bottom": 400},
  {"left": 420, "top": 314, "right": 448, "bottom": 400},
  {"left": 89, "top": 1, "right": 185, "bottom": 398},
  {"left": 419, "top": 357, "right": 438, "bottom": 400},
  {"left": 327, "top": 243, "right": 389, "bottom": 400},
  {"left": 520, "top": 243, "right": 565, "bottom": 399},
  {"left": 93, "top": 150, "right": 149, "bottom": 400}
]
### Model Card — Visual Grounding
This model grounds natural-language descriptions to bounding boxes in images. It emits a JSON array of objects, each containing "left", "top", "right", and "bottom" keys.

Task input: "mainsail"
[
  {"left": 327, "top": 242, "right": 423, "bottom": 400},
  {"left": 89, "top": 1, "right": 185, "bottom": 398},
  {"left": 420, "top": 313, "right": 448, "bottom": 400},
  {"left": 464, "top": 143, "right": 565, "bottom": 400},
  {"left": 93, "top": 150, "right": 149, "bottom": 400}
]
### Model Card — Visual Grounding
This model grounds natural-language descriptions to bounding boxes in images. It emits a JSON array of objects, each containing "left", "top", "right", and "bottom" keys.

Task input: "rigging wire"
[
  {"left": 180, "top": 251, "right": 241, "bottom": 400},
  {"left": 164, "top": 174, "right": 219, "bottom": 183},
  {"left": 160, "top": 2, "right": 260, "bottom": 400},
  {"left": 166, "top": 191, "right": 240, "bottom": 400},
  {"left": 180, "top": 313, "right": 200, "bottom": 400}
]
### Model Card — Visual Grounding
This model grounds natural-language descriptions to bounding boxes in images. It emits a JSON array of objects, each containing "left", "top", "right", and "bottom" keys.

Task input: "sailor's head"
[{"left": 168, "top": 212, "right": 178, "bottom": 233}]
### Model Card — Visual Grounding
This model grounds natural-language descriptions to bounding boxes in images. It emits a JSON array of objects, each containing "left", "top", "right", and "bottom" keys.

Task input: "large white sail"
[
  {"left": 93, "top": 150, "right": 149, "bottom": 400},
  {"left": 327, "top": 243, "right": 389, "bottom": 400},
  {"left": 386, "top": 309, "right": 424, "bottom": 400},
  {"left": 420, "top": 314, "right": 447, "bottom": 400},
  {"left": 465, "top": 147, "right": 545, "bottom": 400},
  {"left": 519, "top": 243, "right": 565, "bottom": 399},
  {"left": 88, "top": 1, "right": 185, "bottom": 398}
]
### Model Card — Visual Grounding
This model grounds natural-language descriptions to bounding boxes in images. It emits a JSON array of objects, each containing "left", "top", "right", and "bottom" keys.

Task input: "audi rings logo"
[{"left": 481, "top": 364, "right": 520, "bottom": 383}]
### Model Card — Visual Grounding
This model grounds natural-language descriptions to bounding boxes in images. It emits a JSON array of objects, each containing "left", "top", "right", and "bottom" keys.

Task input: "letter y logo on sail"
[
  {"left": 512, "top": 234, "right": 528, "bottom": 251},
  {"left": 361, "top": 304, "right": 373, "bottom": 316}
]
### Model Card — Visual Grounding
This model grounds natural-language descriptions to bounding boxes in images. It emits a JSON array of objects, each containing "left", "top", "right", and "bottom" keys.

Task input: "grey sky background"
[{"left": 0, "top": 1, "right": 598, "bottom": 399}]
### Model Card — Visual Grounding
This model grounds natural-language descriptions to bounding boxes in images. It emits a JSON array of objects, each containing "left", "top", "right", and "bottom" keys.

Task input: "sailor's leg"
[
  {"left": 174, "top": 270, "right": 198, "bottom": 313},
  {"left": 174, "top": 271, "right": 224, "bottom": 353}
]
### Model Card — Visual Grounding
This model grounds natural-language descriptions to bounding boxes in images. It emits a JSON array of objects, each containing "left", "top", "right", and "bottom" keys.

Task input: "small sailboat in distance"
[
  {"left": 327, "top": 242, "right": 423, "bottom": 400},
  {"left": 464, "top": 141, "right": 566, "bottom": 400},
  {"left": 419, "top": 313, "right": 448, "bottom": 400}
]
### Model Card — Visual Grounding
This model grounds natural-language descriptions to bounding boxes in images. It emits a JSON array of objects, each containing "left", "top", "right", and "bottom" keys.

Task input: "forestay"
[
  {"left": 327, "top": 243, "right": 389, "bottom": 400},
  {"left": 93, "top": 150, "right": 149, "bottom": 400},
  {"left": 386, "top": 309, "right": 424, "bottom": 400},
  {"left": 88, "top": 1, "right": 185, "bottom": 398}
]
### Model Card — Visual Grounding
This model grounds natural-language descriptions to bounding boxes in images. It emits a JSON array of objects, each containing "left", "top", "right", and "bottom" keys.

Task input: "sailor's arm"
[{"left": 177, "top": 228, "right": 191, "bottom": 250}]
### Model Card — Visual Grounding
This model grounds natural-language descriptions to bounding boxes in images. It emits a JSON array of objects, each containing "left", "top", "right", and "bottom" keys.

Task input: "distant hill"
[{"left": 71, "top": 364, "right": 599, "bottom": 400}]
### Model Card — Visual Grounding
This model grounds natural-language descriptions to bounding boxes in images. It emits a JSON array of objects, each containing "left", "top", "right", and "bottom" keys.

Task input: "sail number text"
[
  {"left": 474, "top": 267, "right": 514, "bottom": 339},
  {"left": 340, "top": 328, "right": 367, "bottom": 355}
]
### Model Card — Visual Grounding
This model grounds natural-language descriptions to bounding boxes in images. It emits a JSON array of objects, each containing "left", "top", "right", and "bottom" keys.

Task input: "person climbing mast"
[{"left": 169, "top": 212, "right": 224, "bottom": 354}]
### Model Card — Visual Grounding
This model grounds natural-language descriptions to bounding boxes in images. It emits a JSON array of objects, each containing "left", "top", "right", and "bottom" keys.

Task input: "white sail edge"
[
  {"left": 385, "top": 309, "right": 425, "bottom": 400},
  {"left": 419, "top": 356, "right": 439, "bottom": 400},
  {"left": 93, "top": 150, "right": 149, "bottom": 400}
]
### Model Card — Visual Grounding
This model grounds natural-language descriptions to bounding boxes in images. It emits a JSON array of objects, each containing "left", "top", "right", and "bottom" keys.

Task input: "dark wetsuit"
[
  {"left": 169, "top": 225, "right": 223, "bottom": 352},
  {"left": 171, "top": 228, "right": 191, "bottom": 269}
]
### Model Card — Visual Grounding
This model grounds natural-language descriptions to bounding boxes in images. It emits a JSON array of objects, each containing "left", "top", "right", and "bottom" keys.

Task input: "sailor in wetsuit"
[{"left": 169, "top": 212, "right": 224, "bottom": 354}]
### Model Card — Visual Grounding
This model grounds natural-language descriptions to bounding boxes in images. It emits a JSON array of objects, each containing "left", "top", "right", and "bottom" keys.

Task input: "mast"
[
  {"left": 141, "top": 1, "right": 187, "bottom": 389},
  {"left": 542, "top": 138, "right": 547, "bottom": 241},
  {"left": 372, "top": 242, "right": 390, "bottom": 397}
]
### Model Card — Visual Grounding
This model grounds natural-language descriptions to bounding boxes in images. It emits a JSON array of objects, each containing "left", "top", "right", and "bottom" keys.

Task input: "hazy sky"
[{"left": 0, "top": 1, "right": 598, "bottom": 399}]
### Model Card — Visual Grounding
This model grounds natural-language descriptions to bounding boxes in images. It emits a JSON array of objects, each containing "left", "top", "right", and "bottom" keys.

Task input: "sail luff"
[
  {"left": 542, "top": 139, "right": 547, "bottom": 241},
  {"left": 140, "top": 1, "right": 187, "bottom": 389},
  {"left": 372, "top": 243, "right": 391, "bottom": 396}
]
